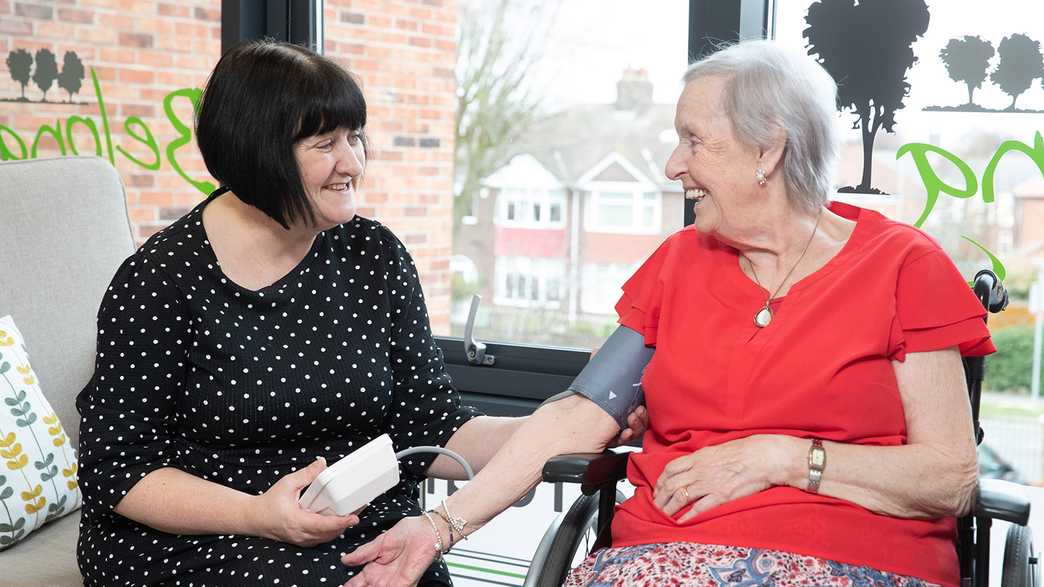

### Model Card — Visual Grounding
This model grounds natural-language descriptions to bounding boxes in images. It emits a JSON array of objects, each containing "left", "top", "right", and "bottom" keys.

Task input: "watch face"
[{"left": 810, "top": 449, "right": 826, "bottom": 468}]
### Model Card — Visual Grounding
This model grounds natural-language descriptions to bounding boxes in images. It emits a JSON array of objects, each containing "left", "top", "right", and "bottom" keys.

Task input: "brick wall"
[{"left": 0, "top": 0, "right": 458, "bottom": 331}]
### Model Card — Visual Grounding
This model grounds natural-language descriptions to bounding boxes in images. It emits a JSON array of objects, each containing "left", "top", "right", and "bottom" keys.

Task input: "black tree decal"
[
  {"left": 991, "top": 33, "right": 1044, "bottom": 111},
  {"left": 57, "top": 51, "right": 85, "bottom": 103},
  {"left": 940, "top": 36, "right": 994, "bottom": 106},
  {"left": 6, "top": 49, "right": 32, "bottom": 101},
  {"left": 804, "top": 0, "right": 929, "bottom": 194},
  {"left": 32, "top": 48, "right": 58, "bottom": 102}
]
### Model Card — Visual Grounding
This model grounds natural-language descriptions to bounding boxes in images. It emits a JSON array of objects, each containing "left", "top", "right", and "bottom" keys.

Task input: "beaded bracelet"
[{"left": 420, "top": 511, "right": 445, "bottom": 555}]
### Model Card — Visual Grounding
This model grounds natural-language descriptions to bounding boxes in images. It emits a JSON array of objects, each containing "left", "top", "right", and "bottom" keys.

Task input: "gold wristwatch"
[{"left": 807, "top": 439, "right": 826, "bottom": 493}]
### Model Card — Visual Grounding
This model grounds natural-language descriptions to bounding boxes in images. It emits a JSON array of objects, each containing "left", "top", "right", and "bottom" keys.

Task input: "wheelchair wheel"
[
  {"left": 533, "top": 493, "right": 600, "bottom": 587},
  {"left": 1002, "top": 524, "right": 1040, "bottom": 587}
]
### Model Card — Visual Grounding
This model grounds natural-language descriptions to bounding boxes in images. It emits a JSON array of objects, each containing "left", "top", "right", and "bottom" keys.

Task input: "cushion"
[{"left": 0, "top": 315, "right": 80, "bottom": 550}]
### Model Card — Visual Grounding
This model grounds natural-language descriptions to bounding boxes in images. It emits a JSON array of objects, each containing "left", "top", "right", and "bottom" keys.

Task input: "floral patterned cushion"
[{"left": 0, "top": 315, "right": 80, "bottom": 550}]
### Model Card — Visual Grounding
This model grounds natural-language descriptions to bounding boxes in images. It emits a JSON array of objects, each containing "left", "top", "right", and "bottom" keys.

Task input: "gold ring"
[{"left": 681, "top": 487, "right": 690, "bottom": 500}]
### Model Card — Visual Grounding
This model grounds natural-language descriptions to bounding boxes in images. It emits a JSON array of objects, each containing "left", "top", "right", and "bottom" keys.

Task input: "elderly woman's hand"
[
  {"left": 610, "top": 405, "right": 649, "bottom": 447},
  {"left": 653, "top": 434, "right": 799, "bottom": 522},
  {"left": 340, "top": 515, "right": 439, "bottom": 587},
  {"left": 251, "top": 457, "right": 361, "bottom": 546}
]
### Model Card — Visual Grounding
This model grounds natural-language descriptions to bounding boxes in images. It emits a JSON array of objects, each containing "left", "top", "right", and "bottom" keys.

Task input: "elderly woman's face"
[
  {"left": 294, "top": 127, "right": 366, "bottom": 230},
  {"left": 665, "top": 76, "right": 762, "bottom": 236}
]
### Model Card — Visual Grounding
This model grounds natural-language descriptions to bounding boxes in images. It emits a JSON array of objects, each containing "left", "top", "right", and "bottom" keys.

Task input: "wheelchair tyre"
[
  {"left": 536, "top": 493, "right": 600, "bottom": 587},
  {"left": 1002, "top": 524, "right": 1039, "bottom": 587}
]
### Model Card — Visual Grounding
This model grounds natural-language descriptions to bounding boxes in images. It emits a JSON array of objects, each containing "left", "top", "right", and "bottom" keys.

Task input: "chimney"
[{"left": 615, "top": 68, "right": 653, "bottom": 111}]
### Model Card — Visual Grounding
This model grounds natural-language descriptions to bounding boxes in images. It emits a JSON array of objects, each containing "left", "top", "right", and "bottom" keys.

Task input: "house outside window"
[{"left": 497, "top": 187, "right": 567, "bottom": 229}]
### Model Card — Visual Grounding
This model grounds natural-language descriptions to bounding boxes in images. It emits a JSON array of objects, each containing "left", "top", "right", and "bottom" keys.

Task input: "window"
[
  {"left": 494, "top": 257, "right": 566, "bottom": 309},
  {"left": 774, "top": 0, "right": 1044, "bottom": 486},
  {"left": 586, "top": 189, "right": 662, "bottom": 233},
  {"left": 450, "top": 0, "right": 688, "bottom": 350},
  {"left": 496, "top": 188, "right": 567, "bottom": 229}
]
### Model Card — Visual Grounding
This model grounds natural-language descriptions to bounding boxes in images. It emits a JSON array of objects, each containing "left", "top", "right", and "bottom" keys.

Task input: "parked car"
[{"left": 978, "top": 442, "right": 1027, "bottom": 484}]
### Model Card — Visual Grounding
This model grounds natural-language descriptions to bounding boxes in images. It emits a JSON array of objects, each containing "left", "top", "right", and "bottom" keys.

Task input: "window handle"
[{"left": 464, "top": 294, "right": 495, "bottom": 366}]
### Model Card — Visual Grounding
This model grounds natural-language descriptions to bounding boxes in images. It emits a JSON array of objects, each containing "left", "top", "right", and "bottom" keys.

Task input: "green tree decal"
[
  {"left": 57, "top": 51, "right": 85, "bottom": 103},
  {"left": 990, "top": 33, "right": 1044, "bottom": 111},
  {"left": 32, "top": 48, "right": 58, "bottom": 102},
  {"left": 940, "top": 36, "right": 995, "bottom": 106},
  {"left": 5, "top": 49, "right": 33, "bottom": 101}
]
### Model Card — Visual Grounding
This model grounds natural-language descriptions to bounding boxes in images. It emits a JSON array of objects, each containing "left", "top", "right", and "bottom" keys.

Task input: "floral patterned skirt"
[{"left": 563, "top": 542, "right": 940, "bottom": 587}]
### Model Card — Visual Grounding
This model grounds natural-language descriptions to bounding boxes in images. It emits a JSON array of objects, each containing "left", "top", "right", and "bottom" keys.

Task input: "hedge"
[{"left": 986, "top": 326, "right": 1044, "bottom": 393}]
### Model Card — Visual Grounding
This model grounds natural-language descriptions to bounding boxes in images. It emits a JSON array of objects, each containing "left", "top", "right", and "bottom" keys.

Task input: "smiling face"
[
  {"left": 665, "top": 75, "right": 764, "bottom": 238},
  {"left": 294, "top": 127, "right": 366, "bottom": 230}
]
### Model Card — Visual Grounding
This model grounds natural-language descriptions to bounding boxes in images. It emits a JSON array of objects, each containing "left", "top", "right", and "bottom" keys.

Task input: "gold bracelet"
[
  {"left": 437, "top": 500, "right": 469, "bottom": 542},
  {"left": 420, "top": 511, "right": 445, "bottom": 555}
]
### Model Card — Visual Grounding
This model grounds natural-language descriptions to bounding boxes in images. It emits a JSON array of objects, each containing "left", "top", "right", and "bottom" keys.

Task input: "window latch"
[{"left": 464, "top": 294, "right": 495, "bottom": 366}]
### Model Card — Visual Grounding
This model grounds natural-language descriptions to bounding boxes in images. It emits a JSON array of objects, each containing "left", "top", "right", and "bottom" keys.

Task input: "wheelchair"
[{"left": 524, "top": 270, "right": 1039, "bottom": 587}]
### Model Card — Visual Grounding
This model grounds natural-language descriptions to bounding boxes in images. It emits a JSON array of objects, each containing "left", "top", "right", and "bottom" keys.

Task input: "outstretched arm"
[{"left": 341, "top": 394, "right": 622, "bottom": 585}]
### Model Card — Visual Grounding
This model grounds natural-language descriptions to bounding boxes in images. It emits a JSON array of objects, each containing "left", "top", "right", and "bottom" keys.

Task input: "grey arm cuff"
[{"left": 544, "top": 326, "right": 653, "bottom": 429}]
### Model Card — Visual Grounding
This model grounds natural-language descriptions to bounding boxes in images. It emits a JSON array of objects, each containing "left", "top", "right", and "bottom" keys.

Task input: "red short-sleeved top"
[{"left": 612, "top": 201, "right": 994, "bottom": 586}]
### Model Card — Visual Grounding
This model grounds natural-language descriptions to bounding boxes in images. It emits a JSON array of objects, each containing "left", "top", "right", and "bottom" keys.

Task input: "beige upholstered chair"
[{"left": 0, "top": 156, "right": 135, "bottom": 586}]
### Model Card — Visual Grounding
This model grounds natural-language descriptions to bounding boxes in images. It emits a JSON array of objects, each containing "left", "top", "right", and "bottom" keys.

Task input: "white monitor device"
[{"left": 298, "top": 433, "right": 400, "bottom": 516}]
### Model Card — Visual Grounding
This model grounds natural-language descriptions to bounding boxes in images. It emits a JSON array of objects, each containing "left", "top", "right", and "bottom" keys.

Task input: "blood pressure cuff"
[{"left": 543, "top": 326, "right": 653, "bottom": 429}]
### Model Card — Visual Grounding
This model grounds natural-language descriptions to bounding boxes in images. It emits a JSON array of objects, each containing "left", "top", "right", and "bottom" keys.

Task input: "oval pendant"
[{"left": 754, "top": 306, "right": 773, "bottom": 328}]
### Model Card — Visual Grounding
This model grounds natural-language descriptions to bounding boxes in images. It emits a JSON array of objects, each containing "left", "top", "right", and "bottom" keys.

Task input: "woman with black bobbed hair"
[{"left": 75, "top": 39, "right": 647, "bottom": 586}]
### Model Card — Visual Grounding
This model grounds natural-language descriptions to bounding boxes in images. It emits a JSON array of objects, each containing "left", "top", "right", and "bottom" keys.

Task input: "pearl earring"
[{"left": 755, "top": 168, "right": 767, "bottom": 186}]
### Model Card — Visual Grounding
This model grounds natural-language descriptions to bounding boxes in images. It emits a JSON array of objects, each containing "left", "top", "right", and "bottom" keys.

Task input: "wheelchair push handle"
[{"left": 972, "top": 269, "right": 1008, "bottom": 315}]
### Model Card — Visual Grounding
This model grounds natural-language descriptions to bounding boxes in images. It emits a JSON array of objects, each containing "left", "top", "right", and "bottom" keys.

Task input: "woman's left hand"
[
  {"left": 610, "top": 405, "right": 649, "bottom": 447},
  {"left": 654, "top": 434, "right": 794, "bottom": 522},
  {"left": 340, "top": 516, "right": 439, "bottom": 586}
]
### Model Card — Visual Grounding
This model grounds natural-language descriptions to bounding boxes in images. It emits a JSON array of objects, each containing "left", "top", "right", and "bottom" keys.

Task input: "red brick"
[
  {"left": 97, "top": 12, "right": 132, "bottom": 30},
  {"left": 57, "top": 7, "right": 94, "bottom": 23},
  {"left": 137, "top": 50, "right": 173, "bottom": 68},
  {"left": 119, "top": 103, "right": 155, "bottom": 117},
  {"left": 14, "top": 2, "right": 52, "bottom": 19},
  {"left": 194, "top": 6, "right": 218, "bottom": 21},
  {"left": 340, "top": 10, "right": 365, "bottom": 24},
  {"left": 157, "top": 3, "right": 188, "bottom": 17},
  {"left": 408, "top": 35, "right": 432, "bottom": 49},
  {"left": 126, "top": 174, "right": 154, "bottom": 187},
  {"left": 0, "top": 19, "right": 31, "bottom": 34},
  {"left": 119, "top": 32, "right": 154, "bottom": 48},
  {"left": 34, "top": 21, "right": 76, "bottom": 39},
  {"left": 118, "top": 68, "right": 155, "bottom": 84},
  {"left": 395, "top": 17, "right": 418, "bottom": 31},
  {"left": 76, "top": 25, "right": 116, "bottom": 44}
]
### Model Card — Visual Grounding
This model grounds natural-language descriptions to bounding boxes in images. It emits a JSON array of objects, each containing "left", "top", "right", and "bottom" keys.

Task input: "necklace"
[{"left": 742, "top": 208, "right": 823, "bottom": 328}]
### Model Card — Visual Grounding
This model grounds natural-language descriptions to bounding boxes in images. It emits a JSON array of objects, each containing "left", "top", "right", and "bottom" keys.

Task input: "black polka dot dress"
[{"left": 76, "top": 195, "right": 479, "bottom": 586}]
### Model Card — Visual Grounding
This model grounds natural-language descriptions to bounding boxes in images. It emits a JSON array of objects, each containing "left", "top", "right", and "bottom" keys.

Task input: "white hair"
[{"left": 683, "top": 40, "right": 839, "bottom": 212}]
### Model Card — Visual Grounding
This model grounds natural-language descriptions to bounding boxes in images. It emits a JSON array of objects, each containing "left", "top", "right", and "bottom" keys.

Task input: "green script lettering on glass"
[
  {"left": 895, "top": 142, "right": 978, "bottom": 228},
  {"left": 163, "top": 87, "right": 215, "bottom": 195},
  {"left": 963, "top": 234, "right": 1006, "bottom": 282},
  {"left": 982, "top": 132, "right": 1044, "bottom": 204},
  {"left": 897, "top": 133, "right": 1044, "bottom": 282},
  {"left": 64, "top": 115, "right": 103, "bottom": 157},
  {"left": 31, "top": 122, "right": 66, "bottom": 159},
  {"left": 0, "top": 67, "right": 213, "bottom": 195},
  {"left": 116, "top": 116, "right": 161, "bottom": 171},
  {"left": 0, "top": 125, "right": 28, "bottom": 160},
  {"left": 88, "top": 67, "right": 115, "bottom": 164}
]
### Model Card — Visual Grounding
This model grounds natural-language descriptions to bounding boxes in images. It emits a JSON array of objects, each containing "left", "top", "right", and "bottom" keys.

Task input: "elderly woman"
[
  {"left": 75, "top": 40, "right": 643, "bottom": 586},
  {"left": 343, "top": 40, "right": 991, "bottom": 587}
]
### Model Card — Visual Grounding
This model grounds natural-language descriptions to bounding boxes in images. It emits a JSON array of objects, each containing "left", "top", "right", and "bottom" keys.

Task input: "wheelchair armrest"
[
  {"left": 542, "top": 451, "right": 630, "bottom": 496},
  {"left": 975, "top": 478, "right": 1030, "bottom": 526}
]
